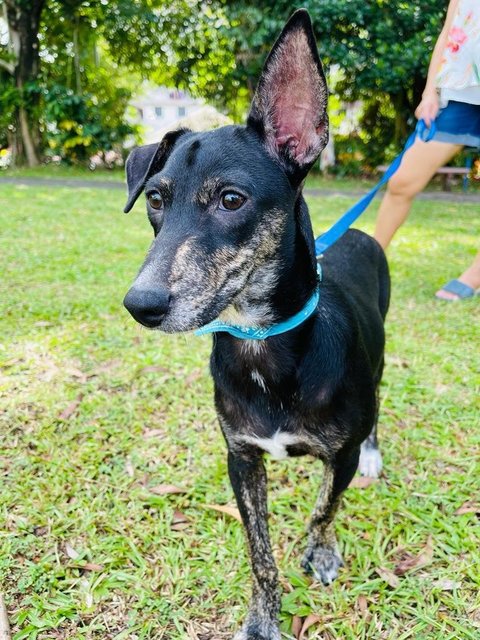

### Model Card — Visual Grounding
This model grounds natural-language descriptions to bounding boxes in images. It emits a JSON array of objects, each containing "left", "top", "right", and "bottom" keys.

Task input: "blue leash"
[
  {"left": 315, "top": 119, "right": 436, "bottom": 254},
  {"left": 195, "top": 120, "right": 436, "bottom": 340}
]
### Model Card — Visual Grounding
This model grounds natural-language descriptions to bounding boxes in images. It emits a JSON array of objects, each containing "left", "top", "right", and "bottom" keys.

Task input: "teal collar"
[{"left": 194, "top": 264, "right": 321, "bottom": 341}]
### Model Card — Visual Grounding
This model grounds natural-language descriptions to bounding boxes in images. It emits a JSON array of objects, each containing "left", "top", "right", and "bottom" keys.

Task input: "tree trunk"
[{"left": 5, "top": 0, "right": 46, "bottom": 167}]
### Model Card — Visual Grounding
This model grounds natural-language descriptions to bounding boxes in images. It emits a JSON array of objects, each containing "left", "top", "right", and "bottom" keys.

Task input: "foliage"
[
  {"left": 0, "top": 0, "right": 235, "bottom": 163},
  {"left": 41, "top": 84, "right": 136, "bottom": 162},
  {"left": 1, "top": 181, "right": 479, "bottom": 638},
  {"left": 223, "top": 1, "right": 447, "bottom": 157}
]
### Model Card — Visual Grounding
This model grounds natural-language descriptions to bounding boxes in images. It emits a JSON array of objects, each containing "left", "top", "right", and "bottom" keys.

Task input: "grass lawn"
[
  {"left": 2, "top": 163, "right": 479, "bottom": 193},
  {"left": 0, "top": 183, "right": 479, "bottom": 640}
]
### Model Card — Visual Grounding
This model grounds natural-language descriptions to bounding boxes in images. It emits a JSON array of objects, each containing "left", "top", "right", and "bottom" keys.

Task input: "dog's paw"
[
  {"left": 358, "top": 443, "right": 383, "bottom": 478},
  {"left": 233, "top": 617, "right": 281, "bottom": 640},
  {"left": 301, "top": 544, "right": 344, "bottom": 585}
]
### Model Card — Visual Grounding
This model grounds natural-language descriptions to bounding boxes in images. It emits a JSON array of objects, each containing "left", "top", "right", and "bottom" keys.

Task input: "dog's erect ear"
[
  {"left": 124, "top": 128, "right": 190, "bottom": 213},
  {"left": 247, "top": 9, "right": 328, "bottom": 179}
]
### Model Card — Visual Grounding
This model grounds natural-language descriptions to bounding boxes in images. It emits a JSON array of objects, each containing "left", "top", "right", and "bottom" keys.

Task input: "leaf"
[
  {"left": 65, "top": 543, "right": 80, "bottom": 560},
  {"left": 356, "top": 594, "right": 368, "bottom": 617},
  {"left": 184, "top": 369, "right": 203, "bottom": 386},
  {"left": 140, "top": 365, "right": 169, "bottom": 375},
  {"left": 299, "top": 614, "right": 322, "bottom": 639},
  {"left": 149, "top": 484, "right": 186, "bottom": 496},
  {"left": 375, "top": 566, "right": 400, "bottom": 588},
  {"left": 349, "top": 476, "right": 377, "bottom": 488},
  {"left": 143, "top": 428, "right": 166, "bottom": 439},
  {"left": 454, "top": 501, "right": 480, "bottom": 515},
  {"left": 433, "top": 579, "right": 461, "bottom": 591},
  {"left": 125, "top": 458, "right": 135, "bottom": 478},
  {"left": 78, "top": 562, "right": 104, "bottom": 572},
  {"left": 394, "top": 535, "right": 433, "bottom": 576},
  {"left": 65, "top": 366, "right": 87, "bottom": 383},
  {"left": 58, "top": 394, "right": 83, "bottom": 420},
  {"left": 292, "top": 616, "right": 303, "bottom": 639},
  {"left": 171, "top": 510, "right": 190, "bottom": 531},
  {"left": 205, "top": 504, "right": 242, "bottom": 522}
]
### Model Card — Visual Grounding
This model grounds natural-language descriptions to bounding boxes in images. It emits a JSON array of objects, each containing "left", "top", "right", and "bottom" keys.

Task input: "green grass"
[
  {"left": 0, "top": 183, "right": 479, "bottom": 640},
  {"left": 0, "top": 164, "right": 124, "bottom": 182},
  {"left": 2, "top": 163, "right": 479, "bottom": 194}
]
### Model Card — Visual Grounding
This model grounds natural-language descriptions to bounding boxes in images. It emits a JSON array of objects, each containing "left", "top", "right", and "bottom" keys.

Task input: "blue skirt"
[{"left": 431, "top": 100, "right": 480, "bottom": 148}]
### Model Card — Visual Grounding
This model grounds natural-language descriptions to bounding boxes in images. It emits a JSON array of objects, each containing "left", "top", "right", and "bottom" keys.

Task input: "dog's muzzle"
[{"left": 123, "top": 287, "right": 171, "bottom": 328}]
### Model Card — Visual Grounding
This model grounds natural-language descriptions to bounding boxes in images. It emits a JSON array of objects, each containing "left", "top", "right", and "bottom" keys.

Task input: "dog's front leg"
[
  {"left": 228, "top": 451, "right": 281, "bottom": 640},
  {"left": 302, "top": 446, "right": 360, "bottom": 585}
]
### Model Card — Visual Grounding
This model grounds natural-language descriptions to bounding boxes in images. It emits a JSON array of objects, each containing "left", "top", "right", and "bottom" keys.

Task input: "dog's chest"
[
  {"left": 219, "top": 364, "right": 332, "bottom": 460},
  {"left": 239, "top": 428, "right": 308, "bottom": 459}
]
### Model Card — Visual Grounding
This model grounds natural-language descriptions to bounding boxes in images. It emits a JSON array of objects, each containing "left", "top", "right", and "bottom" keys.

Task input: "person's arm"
[{"left": 415, "top": 0, "right": 460, "bottom": 126}]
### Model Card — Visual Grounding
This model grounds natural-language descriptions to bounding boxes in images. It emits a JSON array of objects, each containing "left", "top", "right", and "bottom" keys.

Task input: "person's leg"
[
  {"left": 436, "top": 250, "right": 480, "bottom": 299},
  {"left": 374, "top": 140, "right": 462, "bottom": 249}
]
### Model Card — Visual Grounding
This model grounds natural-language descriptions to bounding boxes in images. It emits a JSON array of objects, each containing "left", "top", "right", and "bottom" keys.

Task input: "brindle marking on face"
[
  {"left": 194, "top": 177, "right": 223, "bottom": 207},
  {"left": 151, "top": 176, "right": 174, "bottom": 202},
  {"left": 163, "top": 208, "right": 288, "bottom": 330}
]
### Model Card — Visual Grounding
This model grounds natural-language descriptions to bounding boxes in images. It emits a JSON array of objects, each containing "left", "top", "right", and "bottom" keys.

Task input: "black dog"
[{"left": 123, "top": 10, "right": 389, "bottom": 639}]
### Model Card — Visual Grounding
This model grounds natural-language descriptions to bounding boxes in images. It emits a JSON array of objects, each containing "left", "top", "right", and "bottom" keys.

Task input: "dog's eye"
[
  {"left": 147, "top": 192, "right": 163, "bottom": 210},
  {"left": 220, "top": 191, "right": 246, "bottom": 211}
]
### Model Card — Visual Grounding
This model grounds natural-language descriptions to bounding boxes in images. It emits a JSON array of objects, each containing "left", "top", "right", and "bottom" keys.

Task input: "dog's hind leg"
[
  {"left": 359, "top": 366, "right": 384, "bottom": 478},
  {"left": 301, "top": 446, "right": 360, "bottom": 585},
  {"left": 228, "top": 451, "right": 281, "bottom": 640}
]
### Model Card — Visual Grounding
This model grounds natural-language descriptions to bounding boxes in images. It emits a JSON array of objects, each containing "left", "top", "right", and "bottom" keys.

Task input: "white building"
[{"left": 131, "top": 86, "right": 231, "bottom": 144}]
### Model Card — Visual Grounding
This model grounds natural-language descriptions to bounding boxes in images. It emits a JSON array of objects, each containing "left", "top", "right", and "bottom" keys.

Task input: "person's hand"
[{"left": 415, "top": 89, "right": 440, "bottom": 127}]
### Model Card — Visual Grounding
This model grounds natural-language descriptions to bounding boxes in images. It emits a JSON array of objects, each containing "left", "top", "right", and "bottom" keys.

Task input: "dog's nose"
[{"left": 123, "top": 287, "right": 171, "bottom": 328}]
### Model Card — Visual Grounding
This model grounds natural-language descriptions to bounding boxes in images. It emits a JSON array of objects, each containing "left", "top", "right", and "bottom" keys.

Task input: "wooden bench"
[{"left": 377, "top": 164, "right": 471, "bottom": 191}]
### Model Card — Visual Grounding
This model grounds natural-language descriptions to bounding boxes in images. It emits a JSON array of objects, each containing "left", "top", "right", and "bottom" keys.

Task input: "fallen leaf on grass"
[
  {"left": 349, "top": 476, "right": 377, "bottom": 488},
  {"left": 59, "top": 394, "right": 84, "bottom": 420},
  {"left": 292, "top": 616, "right": 303, "bottom": 638},
  {"left": 184, "top": 369, "right": 203, "bottom": 386},
  {"left": 143, "top": 428, "right": 166, "bottom": 439},
  {"left": 394, "top": 535, "right": 433, "bottom": 576},
  {"left": 140, "top": 365, "right": 170, "bottom": 375},
  {"left": 171, "top": 510, "right": 190, "bottom": 531},
  {"left": 65, "top": 366, "right": 88, "bottom": 383},
  {"left": 149, "top": 484, "right": 187, "bottom": 496},
  {"left": 125, "top": 458, "right": 135, "bottom": 478},
  {"left": 356, "top": 594, "right": 368, "bottom": 617},
  {"left": 298, "top": 614, "right": 322, "bottom": 639},
  {"left": 454, "top": 501, "right": 480, "bottom": 515},
  {"left": 81, "top": 562, "right": 104, "bottom": 572},
  {"left": 205, "top": 504, "right": 242, "bottom": 522},
  {"left": 65, "top": 543, "right": 80, "bottom": 560},
  {"left": 375, "top": 566, "right": 400, "bottom": 588},
  {"left": 433, "top": 579, "right": 461, "bottom": 591}
]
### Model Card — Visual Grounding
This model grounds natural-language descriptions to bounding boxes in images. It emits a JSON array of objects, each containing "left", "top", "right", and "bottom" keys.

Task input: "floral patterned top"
[{"left": 436, "top": 0, "right": 480, "bottom": 90}]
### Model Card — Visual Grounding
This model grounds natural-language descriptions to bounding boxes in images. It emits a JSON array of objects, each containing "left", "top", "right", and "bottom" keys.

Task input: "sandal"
[{"left": 435, "top": 279, "right": 476, "bottom": 300}]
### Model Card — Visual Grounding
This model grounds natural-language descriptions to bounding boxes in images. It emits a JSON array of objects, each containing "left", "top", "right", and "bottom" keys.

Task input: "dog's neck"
[{"left": 220, "top": 193, "right": 317, "bottom": 328}]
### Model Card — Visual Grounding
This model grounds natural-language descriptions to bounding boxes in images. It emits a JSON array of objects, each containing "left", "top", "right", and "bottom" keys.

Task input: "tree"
[
  {"left": 1, "top": 0, "right": 46, "bottom": 165},
  {"left": 0, "top": 0, "right": 235, "bottom": 165},
  {"left": 223, "top": 1, "right": 447, "bottom": 153}
]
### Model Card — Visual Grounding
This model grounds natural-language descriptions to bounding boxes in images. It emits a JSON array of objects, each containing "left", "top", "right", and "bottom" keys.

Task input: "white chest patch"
[{"left": 241, "top": 430, "right": 302, "bottom": 460}]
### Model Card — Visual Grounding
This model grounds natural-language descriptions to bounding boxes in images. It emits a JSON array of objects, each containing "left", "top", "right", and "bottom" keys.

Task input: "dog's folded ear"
[
  {"left": 124, "top": 128, "right": 190, "bottom": 213},
  {"left": 247, "top": 9, "right": 328, "bottom": 181}
]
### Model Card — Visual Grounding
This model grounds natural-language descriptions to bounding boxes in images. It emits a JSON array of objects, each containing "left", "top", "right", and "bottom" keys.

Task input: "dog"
[{"left": 122, "top": 10, "right": 389, "bottom": 640}]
